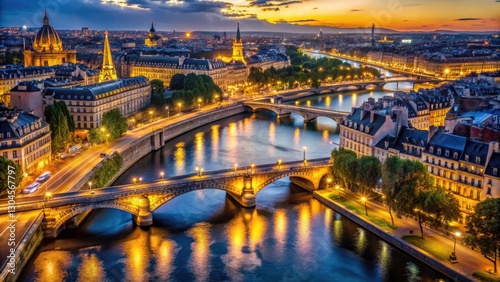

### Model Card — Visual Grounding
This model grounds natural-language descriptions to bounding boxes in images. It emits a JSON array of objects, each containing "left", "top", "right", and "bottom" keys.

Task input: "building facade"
[
  {"left": 43, "top": 76, "right": 150, "bottom": 130},
  {"left": 0, "top": 107, "right": 51, "bottom": 174},
  {"left": 144, "top": 22, "right": 161, "bottom": 48},
  {"left": 0, "top": 66, "right": 54, "bottom": 105}
]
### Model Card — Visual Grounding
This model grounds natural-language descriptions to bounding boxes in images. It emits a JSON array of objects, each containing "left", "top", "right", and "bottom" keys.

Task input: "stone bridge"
[
  {"left": 244, "top": 101, "right": 350, "bottom": 124},
  {"left": 40, "top": 158, "right": 332, "bottom": 238},
  {"left": 316, "top": 78, "right": 447, "bottom": 93}
]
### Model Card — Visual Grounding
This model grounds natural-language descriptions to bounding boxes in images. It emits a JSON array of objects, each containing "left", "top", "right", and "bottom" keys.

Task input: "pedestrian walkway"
[{"left": 317, "top": 189, "right": 493, "bottom": 278}]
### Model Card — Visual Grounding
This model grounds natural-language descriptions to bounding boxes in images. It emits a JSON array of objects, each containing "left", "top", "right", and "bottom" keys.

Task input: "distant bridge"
[
  {"left": 13, "top": 159, "right": 332, "bottom": 238},
  {"left": 244, "top": 101, "right": 350, "bottom": 124},
  {"left": 316, "top": 78, "right": 447, "bottom": 93}
]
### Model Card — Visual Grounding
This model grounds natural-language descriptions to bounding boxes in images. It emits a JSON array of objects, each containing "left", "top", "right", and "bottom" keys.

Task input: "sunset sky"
[{"left": 1, "top": 0, "right": 498, "bottom": 32}]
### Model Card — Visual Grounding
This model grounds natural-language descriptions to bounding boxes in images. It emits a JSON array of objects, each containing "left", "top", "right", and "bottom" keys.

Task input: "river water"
[{"left": 19, "top": 79, "right": 447, "bottom": 281}]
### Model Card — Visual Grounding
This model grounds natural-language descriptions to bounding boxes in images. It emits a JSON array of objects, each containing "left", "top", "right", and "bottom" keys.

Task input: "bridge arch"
[
  {"left": 50, "top": 201, "right": 140, "bottom": 233},
  {"left": 253, "top": 170, "right": 331, "bottom": 195},
  {"left": 149, "top": 184, "right": 240, "bottom": 212}
]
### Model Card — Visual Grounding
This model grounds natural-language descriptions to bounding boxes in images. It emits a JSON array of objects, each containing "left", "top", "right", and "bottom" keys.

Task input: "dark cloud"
[
  {"left": 350, "top": 9, "right": 362, "bottom": 12},
  {"left": 313, "top": 7, "right": 317, "bottom": 9},
  {"left": 248, "top": 0, "right": 302, "bottom": 7},
  {"left": 273, "top": 18, "right": 316, "bottom": 24},
  {"left": 454, "top": 18, "right": 482, "bottom": 21},
  {"left": 262, "top": 7, "right": 280, "bottom": 11}
]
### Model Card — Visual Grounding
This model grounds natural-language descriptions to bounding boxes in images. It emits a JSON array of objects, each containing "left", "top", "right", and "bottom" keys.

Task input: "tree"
[
  {"left": 465, "top": 198, "right": 500, "bottom": 274},
  {"left": 44, "top": 103, "right": 73, "bottom": 153},
  {"left": 169, "top": 74, "right": 185, "bottom": 90},
  {"left": 420, "top": 187, "right": 460, "bottom": 228},
  {"left": 101, "top": 109, "right": 127, "bottom": 141},
  {"left": 356, "top": 156, "right": 381, "bottom": 196},
  {"left": 54, "top": 101, "right": 75, "bottom": 132},
  {"left": 382, "top": 156, "right": 402, "bottom": 226},
  {"left": 331, "top": 148, "right": 358, "bottom": 190},
  {"left": 0, "top": 157, "right": 23, "bottom": 195},
  {"left": 89, "top": 128, "right": 105, "bottom": 144},
  {"left": 151, "top": 79, "right": 165, "bottom": 95}
]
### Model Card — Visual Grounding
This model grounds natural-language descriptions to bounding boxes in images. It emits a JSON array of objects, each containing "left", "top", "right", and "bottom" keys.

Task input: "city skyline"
[{"left": 0, "top": 0, "right": 499, "bottom": 33}]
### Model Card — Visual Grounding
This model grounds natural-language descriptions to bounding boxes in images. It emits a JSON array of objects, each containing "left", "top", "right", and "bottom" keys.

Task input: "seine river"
[{"left": 19, "top": 81, "right": 447, "bottom": 281}]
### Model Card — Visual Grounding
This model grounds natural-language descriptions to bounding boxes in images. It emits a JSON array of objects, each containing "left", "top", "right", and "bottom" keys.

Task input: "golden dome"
[{"left": 33, "top": 9, "right": 63, "bottom": 52}]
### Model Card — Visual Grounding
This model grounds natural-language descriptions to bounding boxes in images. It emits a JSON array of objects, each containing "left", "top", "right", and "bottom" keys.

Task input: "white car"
[
  {"left": 36, "top": 171, "right": 51, "bottom": 183},
  {"left": 23, "top": 182, "right": 40, "bottom": 194}
]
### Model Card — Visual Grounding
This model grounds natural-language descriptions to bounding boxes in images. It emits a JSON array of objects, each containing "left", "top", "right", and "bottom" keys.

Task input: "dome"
[{"left": 33, "top": 10, "right": 63, "bottom": 52}]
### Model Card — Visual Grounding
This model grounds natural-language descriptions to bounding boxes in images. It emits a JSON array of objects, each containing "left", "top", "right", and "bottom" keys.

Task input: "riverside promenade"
[{"left": 314, "top": 189, "right": 493, "bottom": 282}]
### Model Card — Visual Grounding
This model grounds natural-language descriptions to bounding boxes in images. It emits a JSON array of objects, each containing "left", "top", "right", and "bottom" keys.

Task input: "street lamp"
[
  {"left": 198, "top": 98, "right": 202, "bottom": 110},
  {"left": 450, "top": 232, "right": 461, "bottom": 263},
  {"left": 335, "top": 185, "right": 341, "bottom": 198},
  {"left": 88, "top": 181, "right": 93, "bottom": 194},
  {"left": 278, "top": 159, "right": 282, "bottom": 170},
  {"left": 234, "top": 164, "right": 238, "bottom": 174},
  {"left": 327, "top": 178, "right": 332, "bottom": 188},
  {"left": 199, "top": 168, "right": 204, "bottom": 178},
  {"left": 178, "top": 103, "right": 182, "bottom": 114},
  {"left": 105, "top": 133, "right": 109, "bottom": 145},
  {"left": 44, "top": 191, "right": 52, "bottom": 215},
  {"left": 139, "top": 177, "right": 142, "bottom": 184},
  {"left": 160, "top": 172, "right": 164, "bottom": 180},
  {"left": 251, "top": 163, "right": 255, "bottom": 174},
  {"left": 303, "top": 146, "right": 307, "bottom": 163},
  {"left": 133, "top": 177, "right": 137, "bottom": 185},
  {"left": 166, "top": 106, "right": 169, "bottom": 122},
  {"left": 361, "top": 197, "right": 368, "bottom": 216}
]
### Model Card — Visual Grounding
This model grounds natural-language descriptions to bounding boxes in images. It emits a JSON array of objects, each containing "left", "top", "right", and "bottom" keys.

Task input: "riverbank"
[{"left": 313, "top": 190, "right": 476, "bottom": 282}]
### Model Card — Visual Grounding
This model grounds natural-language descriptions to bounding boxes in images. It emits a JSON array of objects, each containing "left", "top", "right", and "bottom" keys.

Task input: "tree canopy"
[
  {"left": 44, "top": 101, "right": 73, "bottom": 153},
  {"left": 0, "top": 157, "right": 23, "bottom": 195},
  {"left": 465, "top": 198, "right": 500, "bottom": 274}
]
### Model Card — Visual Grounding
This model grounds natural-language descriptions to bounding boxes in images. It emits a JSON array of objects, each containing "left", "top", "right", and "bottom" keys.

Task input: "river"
[{"left": 19, "top": 71, "right": 448, "bottom": 281}]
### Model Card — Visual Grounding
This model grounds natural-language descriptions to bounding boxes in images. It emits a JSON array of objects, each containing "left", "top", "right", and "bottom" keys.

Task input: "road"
[
  {"left": 0, "top": 210, "right": 42, "bottom": 271},
  {"left": 318, "top": 189, "right": 493, "bottom": 276}
]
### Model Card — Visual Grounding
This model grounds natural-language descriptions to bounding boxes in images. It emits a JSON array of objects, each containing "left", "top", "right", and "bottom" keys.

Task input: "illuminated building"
[
  {"left": 23, "top": 9, "right": 76, "bottom": 67},
  {"left": 43, "top": 76, "right": 150, "bottom": 130},
  {"left": 0, "top": 107, "right": 51, "bottom": 174},
  {"left": 144, "top": 22, "right": 162, "bottom": 48},
  {"left": 0, "top": 67, "right": 54, "bottom": 105},
  {"left": 98, "top": 31, "right": 117, "bottom": 83},
  {"left": 232, "top": 23, "right": 246, "bottom": 64}
]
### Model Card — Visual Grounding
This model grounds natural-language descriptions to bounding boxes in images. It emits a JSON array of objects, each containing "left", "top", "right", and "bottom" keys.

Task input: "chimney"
[
  {"left": 370, "top": 111, "right": 375, "bottom": 123},
  {"left": 360, "top": 109, "right": 366, "bottom": 120},
  {"left": 428, "top": 125, "right": 439, "bottom": 143}
]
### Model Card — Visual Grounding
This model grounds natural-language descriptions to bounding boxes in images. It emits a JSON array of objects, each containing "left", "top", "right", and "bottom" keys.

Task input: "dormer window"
[
  {"left": 494, "top": 168, "right": 498, "bottom": 175},
  {"left": 437, "top": 148, "right": 442, "bottom": 155},
  {"left": 465, "top": 155, "right": 469, "bottom": 161},
  {"left": 454, "top": 152, "right": 458, "bottom": 159},
  {"left": 475, "top": 157, "right": 480, "bottom": 164},
  {"left": 445, "top": 150, "right": 450, "bottom": 157},
  {"left": 429, "top": 146, "right": 434, "bottom": 153}
]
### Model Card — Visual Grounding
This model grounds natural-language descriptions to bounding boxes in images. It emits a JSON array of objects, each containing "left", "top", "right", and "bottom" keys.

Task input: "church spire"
[
  {"left": 99, "top": 30, "right": 117, "bottom": 83},
  {"left": 236, "top": 22, "right": 241, "bottom": 42},
  {"left": 150, "top": 21, "right": 155, "bottom": 32},
  {"left": 43, "top": 7, "right": 49, "bottom": 26}
]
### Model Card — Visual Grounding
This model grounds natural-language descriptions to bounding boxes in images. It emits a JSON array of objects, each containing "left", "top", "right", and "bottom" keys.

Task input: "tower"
[
  {"left": 371, "top": 23, "right": 375, "bottom": 46},
  {"left": 99, "top": 30, "right": 117, "bottom": 83},
  {"left": 232, "top": 23, "right": 246, "bottom": 64},
  {"left": 145, "top": 21, "right": 161, "bottom": 47}
]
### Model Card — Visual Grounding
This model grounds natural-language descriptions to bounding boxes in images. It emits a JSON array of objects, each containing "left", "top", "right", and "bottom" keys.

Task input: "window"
[
  {"left": 494, "top": 168, "right": 498, "bottom": 175},
  {"left": 465, "top": 155, "right": 469, "bottom": 161},
  {"left": 454, "top": 152, "right": 458, "bottom": 159},
  {"left": 13, "top": 151, "right": 17, "bottom": 158},
  {"left": 445, "top": 150, "right": 450, "bottom": 157},
  {"left": 429, "top": 146, "right": 434, "bottom": 153},
  {"left": 487, "top": 187, "right": 492, "bottom": 195},
  {"left": 437, "top": 148, "right": 441, "bottom": 155},
  {"left": 476, "top": 157, "right": 481, "bottom": 164}
]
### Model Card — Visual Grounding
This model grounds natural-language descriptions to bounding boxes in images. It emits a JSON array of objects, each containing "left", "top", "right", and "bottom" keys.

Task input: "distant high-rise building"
[
  {"left": 99, "top": 30, "right": 117, "bottom": 82},
  {"left": 232, "top": 23, "right": 245, "bottom": 64},
  {"left": 23, "top": 9, "right": 76, "bottom": 66},
  {"left": 371, "top": 23, "right": 375, "bottom": 46}
]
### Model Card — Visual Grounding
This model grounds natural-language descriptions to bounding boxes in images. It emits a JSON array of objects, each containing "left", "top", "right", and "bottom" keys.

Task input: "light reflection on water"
[{"left": 21, "top": 87, "right": 447, "bottom": 282}]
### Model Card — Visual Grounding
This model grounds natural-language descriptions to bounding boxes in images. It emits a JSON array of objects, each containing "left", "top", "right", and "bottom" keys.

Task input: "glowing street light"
[
  {"left": 251, "top": 163, "right": 255, "bottom": 174},
  {"left": 160, "top": 171, "right": 164, "bottom": 180},
  {"left": 178, "top": 103, "right": 182, "bottom": 114},
  {"left": 133, "top": 177, "right": 137, "bottom": 185},
  {"left": 327, "top": 178, "right": 332, "bottom": 188},
  {"left": 335, "top": 185, "right": 341, "bottom": 198},
  {"left": 450, "top": 232, "right": 461, "bottom": 262},
  {"left": 198, "top": 98, "right": 202, "bottom": 109},
  {"left": 105, "top": 133, "right": 109, "bottom": 145},
  {"left": 139, "top": 177, "right": 142, "bottom": 184},
  {"left": 303, "top": 146, "right": 307, "bottom": 163},
  {"left": 278, "top": 159, "right": 282, "bottom": 170},
  {"left": 88, "top": 181, "right": 94, "bottom": 194},
  {"left": 234, "top": 164, "right": 238, "bottom": 174},
  {"left": 361, "top": 197, "right": 368, "bottom": 216},
  {"left": 165, "top": 106, "right": 169, "bottom": 122}
]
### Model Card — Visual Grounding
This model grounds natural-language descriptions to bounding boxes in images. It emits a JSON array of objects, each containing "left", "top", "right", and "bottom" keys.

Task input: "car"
[
  {"left": 36, "top": 171, "right": 51, "bottom": 183},
  {"left": 100, "top": 152, "right": 108, "bottom": 158},
  {"left": 23, "top": 182, "right": 40, "bottom": 194}
]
